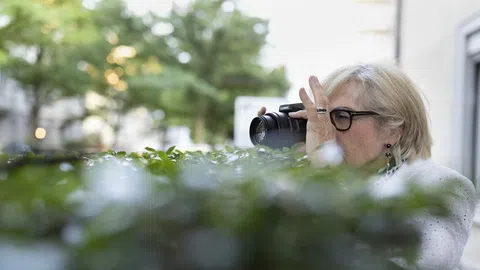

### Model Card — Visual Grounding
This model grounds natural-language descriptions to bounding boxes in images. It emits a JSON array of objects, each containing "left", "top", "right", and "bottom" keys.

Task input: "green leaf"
[
  {"left": 166, "top": 146, "right": 176, "bottom": 155},
  {"left": 0, "top": 50, "right": 8, "bottom": 66},
  {"left": 158, "top": 151, "right": 168, "bottom": 161},
  {"left": 225, "top": 145, "right": 234, "bottom": 153},
  {"left": 145, "top": 147, "right": 156, "bottom": 152}
]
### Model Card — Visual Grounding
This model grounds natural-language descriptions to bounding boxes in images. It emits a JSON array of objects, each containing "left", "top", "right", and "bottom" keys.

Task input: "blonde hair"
[{"left": 321, "top": 62, "right": 432, "bottom": 165}]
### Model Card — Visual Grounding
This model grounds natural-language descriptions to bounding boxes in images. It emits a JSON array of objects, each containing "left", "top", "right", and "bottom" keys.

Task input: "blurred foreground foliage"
[{"left": 0, "top": 146, "right": 452, "bottom": 270}]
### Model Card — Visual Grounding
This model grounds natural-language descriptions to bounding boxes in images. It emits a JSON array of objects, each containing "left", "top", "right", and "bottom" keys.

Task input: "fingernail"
[{"left": 310, "top": 76, "right": 319, "bottom": 83}]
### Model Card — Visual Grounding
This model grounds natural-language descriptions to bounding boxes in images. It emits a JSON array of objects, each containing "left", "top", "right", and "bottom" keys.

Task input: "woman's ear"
[{"left": 388, "top": 127, "right": 402, "bottom": 144}]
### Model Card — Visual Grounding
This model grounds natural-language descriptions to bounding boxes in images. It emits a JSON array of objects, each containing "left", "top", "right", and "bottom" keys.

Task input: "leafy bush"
[{"left": 0, "top": 146, "right": 451, "bottom": 270}]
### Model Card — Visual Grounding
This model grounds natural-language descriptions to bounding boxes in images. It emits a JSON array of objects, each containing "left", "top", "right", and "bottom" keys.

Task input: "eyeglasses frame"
[{"left": 329, "top": 108, "right": 380, "bottom": 131}]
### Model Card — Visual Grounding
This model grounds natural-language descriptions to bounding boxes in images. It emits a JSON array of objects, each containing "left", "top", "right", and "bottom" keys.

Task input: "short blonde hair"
[{"left": 321, "top": 62, "right": 432, "bottom": 165}]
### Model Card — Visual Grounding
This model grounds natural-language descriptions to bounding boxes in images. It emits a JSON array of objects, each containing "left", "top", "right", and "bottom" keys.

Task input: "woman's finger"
[
  {"left": 257, "top": 106, "right": 266, "bottom": 117},
  {"left": 288, "top": 110, "right": 308, "bottom": 119},
  {"left": 299, "top": 87, "right": 319, "bottom": 122},
  {"left": 309, "top": 76, "right": 327, "bottom": 106}
]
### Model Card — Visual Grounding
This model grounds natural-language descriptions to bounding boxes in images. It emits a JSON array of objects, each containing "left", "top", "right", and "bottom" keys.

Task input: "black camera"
[{"left": 249, "top": 103, "right": 307, "bottom": 149}]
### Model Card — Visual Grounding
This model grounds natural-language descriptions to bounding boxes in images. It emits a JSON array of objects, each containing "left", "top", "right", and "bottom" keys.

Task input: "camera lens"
[
  {"left": 249, "top": 112, "right": 307, "bottom": 149},
  {"left": 254, "top": 120, "right": 267, "bottom": 143}
]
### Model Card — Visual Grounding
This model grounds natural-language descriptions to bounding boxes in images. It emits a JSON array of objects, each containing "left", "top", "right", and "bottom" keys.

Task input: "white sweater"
[{"left": 370, "top": 158, "right": 477, "bottom": 270}]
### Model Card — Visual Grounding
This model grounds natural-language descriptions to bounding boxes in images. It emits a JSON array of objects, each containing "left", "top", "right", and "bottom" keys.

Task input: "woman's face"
[{"left": 328, "top": 82, "right": 392, "bottom": 167}]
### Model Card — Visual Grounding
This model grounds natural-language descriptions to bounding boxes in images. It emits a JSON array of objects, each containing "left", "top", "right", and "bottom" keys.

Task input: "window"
[
  {"left": 454, "top": 13, "right": 480, "bottom": 194},
  {"left": 472, "top": 62, "right": 480, "bottom": 190}
]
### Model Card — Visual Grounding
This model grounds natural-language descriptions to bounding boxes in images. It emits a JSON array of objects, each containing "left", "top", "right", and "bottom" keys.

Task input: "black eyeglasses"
[{"left": 329, "top": 108, "right": 379, "bottom": 131}]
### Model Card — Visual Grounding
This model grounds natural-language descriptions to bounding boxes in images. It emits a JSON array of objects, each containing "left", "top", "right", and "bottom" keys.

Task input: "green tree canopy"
[
  {"left": 127, "top": 0, "right": 290, "bottom": 145},
  {"left": 0, "top": 0, "right": 290, "bottom": 150},
  {"left": 0, "top": 0, "right": 100, "bottom": 144}
]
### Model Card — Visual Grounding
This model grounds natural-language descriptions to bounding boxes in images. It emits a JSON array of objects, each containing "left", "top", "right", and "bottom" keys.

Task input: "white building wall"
[
  {"left": 236, "top": 0, "right": 397, "bottom": 102},
  {"left": 401, "top": 0, "right": 480, "bottom": 167},
  {"left": 401, "top": 1, "right": 480, "bottom": 268}
]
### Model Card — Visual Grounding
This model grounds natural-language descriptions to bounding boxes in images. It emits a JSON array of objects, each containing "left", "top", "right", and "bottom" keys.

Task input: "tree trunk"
[
  {"left": 219, "top": 127, "right": 228, "bottom": 144},
  {"left": 111, "top": 113, "right": 122, "bottom": 150},
  {"left": 160, "top": 124, "right": 170, "bottom": 150},
  {"left": 193, "top": 99, "right": 208, "bottom": 144},
  {"left": 29, "top": 102, "right": 41, "bottom": 150},
  {"left": 29, "top": 47, "right": 44, "bottom": 151},
  {"left": 110, "top": 97, "right": 126, "bottom": 151}
]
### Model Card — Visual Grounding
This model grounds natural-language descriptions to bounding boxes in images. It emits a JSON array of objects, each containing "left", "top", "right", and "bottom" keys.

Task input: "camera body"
[
  {"left": 249, "top": 103, "right": 307, "bottom": 149},
  {"left": 278, "top": 103, "right": 305, "bottom": 114}
]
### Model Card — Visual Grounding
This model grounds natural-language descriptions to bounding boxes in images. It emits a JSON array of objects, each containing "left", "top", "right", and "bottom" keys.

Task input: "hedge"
[{"left": 0, "top": 146, "right": 451, "bottom": 270}]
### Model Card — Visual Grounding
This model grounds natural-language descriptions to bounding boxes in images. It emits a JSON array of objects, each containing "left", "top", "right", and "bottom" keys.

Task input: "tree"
[
  {"left": 0, "top": 0, "right": 289, "bottom": 150},
  {"left": 0, "top": 0, "right": 100, "bottom": 146},
  {"left": 0, "top": 0, "right": 172, "bottom": 149},
  {"left": 69, "top": 0, "right": 160, "bottom": 148},
  {"left": 128, "top": 0, "right": 290, "bottom": 145},
  {"left": 74, "top": 0, "right": 290, "bottom": 147},
  {"left": 73, "top": 0, "right": 221, "bottom": 148}
]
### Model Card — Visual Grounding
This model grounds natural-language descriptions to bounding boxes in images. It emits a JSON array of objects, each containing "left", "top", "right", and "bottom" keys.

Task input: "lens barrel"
[{"left": 249, "top": 112, "right": 307, "bottom": 149}]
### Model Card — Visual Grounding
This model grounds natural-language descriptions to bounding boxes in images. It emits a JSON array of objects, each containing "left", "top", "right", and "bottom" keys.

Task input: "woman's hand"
[{"left": 288, "top": 76, "right": 336, "bottom": 156}]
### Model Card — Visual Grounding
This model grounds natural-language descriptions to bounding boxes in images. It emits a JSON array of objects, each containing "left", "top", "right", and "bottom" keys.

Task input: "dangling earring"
[{"left": 385, "top": 144, "right": 392, "bottom": 170}]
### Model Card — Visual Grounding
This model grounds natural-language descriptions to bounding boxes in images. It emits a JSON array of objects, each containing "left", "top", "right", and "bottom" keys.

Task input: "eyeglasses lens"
[{"left": 331, "top": 110, "right": 351, "bottom": 130}]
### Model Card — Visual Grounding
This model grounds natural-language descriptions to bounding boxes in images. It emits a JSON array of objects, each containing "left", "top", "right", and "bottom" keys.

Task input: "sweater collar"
[{"left": 377, "top": 156, "right": 408, "bottom": 177}]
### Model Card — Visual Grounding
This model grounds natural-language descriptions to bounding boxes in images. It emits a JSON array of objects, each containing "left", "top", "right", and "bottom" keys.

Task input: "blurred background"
[{"left": 1, "top": 0, "right": 480, "bottom": 267}]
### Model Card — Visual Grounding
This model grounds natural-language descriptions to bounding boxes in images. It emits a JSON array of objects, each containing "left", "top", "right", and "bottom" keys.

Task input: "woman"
[{"left": 258, "top": 63, "right": 476, "bottom": 269}]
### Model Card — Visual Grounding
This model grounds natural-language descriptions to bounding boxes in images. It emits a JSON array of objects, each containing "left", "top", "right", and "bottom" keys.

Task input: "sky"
[{"left": 123, "top": 0, "right": 396, "bottom": 102}]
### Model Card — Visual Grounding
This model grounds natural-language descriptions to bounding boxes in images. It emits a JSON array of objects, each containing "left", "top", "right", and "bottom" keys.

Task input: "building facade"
[
  {"left": 0, "top": 74, "right": 32, "bottom": 152},
  {"left": 399, "top": 0, "right": 480, "bottom": 267},
  {"left": 0, "top": 73, "right": 86, "bottom": 153}
]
